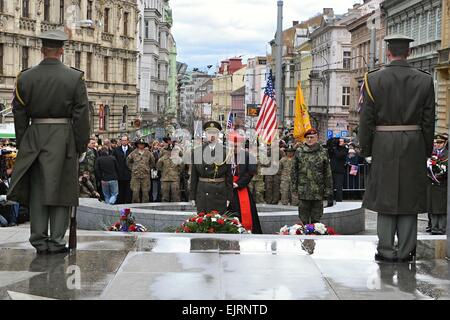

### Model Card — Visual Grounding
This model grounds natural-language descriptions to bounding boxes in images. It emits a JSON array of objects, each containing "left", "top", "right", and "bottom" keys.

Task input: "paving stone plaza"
[{"left": 0, "top": 212, "right": 449, "bottom": 300}]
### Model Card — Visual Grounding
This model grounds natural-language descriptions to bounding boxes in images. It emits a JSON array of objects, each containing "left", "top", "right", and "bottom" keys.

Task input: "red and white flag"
[{"left": 256, "top": 70, "right": 278, "bottom": 144}]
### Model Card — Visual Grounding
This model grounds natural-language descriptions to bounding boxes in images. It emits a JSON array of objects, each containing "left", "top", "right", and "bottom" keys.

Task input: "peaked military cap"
[
  {"left": 39, "top": 30, "right": 69, "bottom": 48},
  {"left": 203, "top": 121, "right": 222, "bottom": 132},
  {"left": 434, "top": 133, "right": 448, "bottom": 141},
  {"left": 384, "top": 34, "right": 414, "bottom": 43}
]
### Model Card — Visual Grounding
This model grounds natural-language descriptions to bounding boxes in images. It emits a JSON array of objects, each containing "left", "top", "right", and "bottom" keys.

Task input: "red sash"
[{"left": 233, "top": 176, "right": 253, "bottom": 231}]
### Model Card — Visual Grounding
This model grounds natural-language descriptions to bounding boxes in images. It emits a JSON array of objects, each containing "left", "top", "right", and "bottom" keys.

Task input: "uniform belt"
[
  {"left": 375, "top": 125, "right": 421, "bottom": 132},
  {"left": 31, "top": 118, "right": 72, "bottom": 124},
  {"left": 198, "top": 178, "right": 225, "bottom": 183}
]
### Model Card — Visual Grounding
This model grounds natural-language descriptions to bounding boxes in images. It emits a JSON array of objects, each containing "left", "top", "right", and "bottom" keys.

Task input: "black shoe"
[
  {"left": 425, "top": 226, "right": 432, "bottom": 233},
  {"left": 48, "top": 247, "right": 70, "bottom": 255},
  {"left": 374, "top": 253, "right": 397, "bottom": 263},
  {"left": 431, "top": 231, "right": 444, "bottom": 235}
]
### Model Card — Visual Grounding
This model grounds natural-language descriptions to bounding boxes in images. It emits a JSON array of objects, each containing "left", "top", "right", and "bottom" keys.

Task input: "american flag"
[
  {"left": 226, "top": 112, "right": 234, "bottom": 131},
  {"left": 256, "top": 70, "right": 278, "bottom": 144}
]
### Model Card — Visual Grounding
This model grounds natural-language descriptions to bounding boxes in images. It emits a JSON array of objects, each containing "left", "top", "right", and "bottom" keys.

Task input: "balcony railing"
[
  {"left": 19, "top": 18, "right": 36, "bottom": 31},
  {"left": 102, "top": 32, "right": 113, "bottom": 42},
  {"left": 439, "top": 48, "right": 450, "bottom": 64},
  {"left": 40, "top": 21, "right": 59, "bottom": 33}
]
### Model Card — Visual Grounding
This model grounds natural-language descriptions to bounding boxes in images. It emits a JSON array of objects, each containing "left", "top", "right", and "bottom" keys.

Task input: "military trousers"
[
  {"left": 29, "top": 162, "right": 70, "bottom": 252},
  {"left": 161, "top": 181, "right": 180, "bottom": 202},
  {"left": 280, "top": 179, "right": 299, "bottom": 206},
  {"left": 430, "top": 214, "right": 447, "bottom": 234},
  {"left": 265, "top": 175, "right": 281, "bottom": 204},
  {"left": 249, "top": 179, "right": 265, "bottom": 203},
  {"left": 130, "top": 177, "right": 150, "bottom": 203},
  {"left": 377, "top": 214, "right": 417, "bottom": 260},
  {"left": 298, "top": 200, "right": 323, "bottom": 224}
]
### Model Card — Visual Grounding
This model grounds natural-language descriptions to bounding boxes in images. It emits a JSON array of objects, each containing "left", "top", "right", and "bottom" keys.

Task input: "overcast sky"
[{"left": 171, "top": 0, "right": 360, "bottom": 70}]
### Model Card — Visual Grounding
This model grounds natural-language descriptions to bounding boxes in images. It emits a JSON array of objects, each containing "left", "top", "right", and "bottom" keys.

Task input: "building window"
[
  {"left": 22, "top": 0, "right": 29, "bottom": 18},
  {"left": 0, "top": 44, "right": 3, "bottom": 75},
  {"left": 104, "top": 8, "right": 110, "bottom": 33},
  {"left": 0, "top": 0, "right": 4, "bottom": 13},
  {"left": 145, "top": 20, "right": 149, "bottom": 39},
  {"left": 104, "top": 57, "right": 109, "bottom": 82},
  {"left": 436, "top": 8, "right": 441, "bottom": 39},
  {"left": 44, "top": 0, "right": 50, "bottom": 21},
  {"left": 123, "top": 12, "right": 129, "bottom": 36},
  {"left": 288, "top": 100, "right": 294, "bottom": 117},
  {"left": 75, "top": 51, "right": 81, "bottom": 69},
  {"left": 87, "top": 0, "right": 93, "bottom": 21},
  {"left": 59, "top": 0, "right": 64, "bottom": 24},
  {"left": 342, "top": 87, "right": 350, "bottom": 106},
  {"left": 343, "top": 51, "right": 351, "bottom": 70},
  {"left": 86, "top": 52, "right": 92, "bottom": 80},
  {"left": 22, "top": 47, "right": 29, "bottom": 70},
  {"left": 123, "top": 59, "right": 128, "bottom": 83}
]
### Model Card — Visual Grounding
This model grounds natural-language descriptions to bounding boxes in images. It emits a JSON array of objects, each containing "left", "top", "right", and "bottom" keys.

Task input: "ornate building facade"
[{"left": 0, "top": 0, "right": 139, "bottom": 140}]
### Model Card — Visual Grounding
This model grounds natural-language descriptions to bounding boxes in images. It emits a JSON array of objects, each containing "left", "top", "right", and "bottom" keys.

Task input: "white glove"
[
  {"left": 365, "top": 157, "right": 372, "bottom": 164},
  {"left": 79, "top": 152, "right": 87, "bottom": 163},
  {"left": 190, "top": 200, "right": 195, "bottom": 206},
  {"left": 226, "top": 200, "right": 230, "bottom": 207},
  {"left": 0, "top": 195, "right": 7, "bottom": 203}
]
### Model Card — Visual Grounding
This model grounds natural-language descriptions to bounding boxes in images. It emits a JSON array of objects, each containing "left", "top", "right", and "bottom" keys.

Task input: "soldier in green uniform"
[
  {"left": 190, "top": 121, "right": 233, "bottom": 214},
  {"left": 156, "top": 146, "right": 182, "bottom": 202},
  {"left": 291, "top": 128, "right": 333, "bottom": 224},
  {"left": 279, "top": 145, "right": 298, "bottom": 206},
  {"left": 7, "top": 30, "right": 90, "bottom": 254},
  {"left": 248, "top": 151, "right": 265, "bottom": 204},
  {"left": 127, "top": 139, "right": 156, "bottom": 203},
  {"left": 79, "top": 138, "right": 97, "bottom": 190},
  {"left": 264, "top": 145, "right": 282, "bottom": 204},
  {"left": 359, "top": 35, "right": 435, "bottom": 263}
]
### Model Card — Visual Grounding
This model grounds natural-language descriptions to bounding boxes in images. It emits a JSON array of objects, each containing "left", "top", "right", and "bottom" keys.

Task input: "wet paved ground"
[{"left": 0, "top": 227, "right": 449, "bottom": 300}]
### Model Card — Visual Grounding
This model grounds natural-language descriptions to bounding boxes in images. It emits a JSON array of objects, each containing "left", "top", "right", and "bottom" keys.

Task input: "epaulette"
[
  {"left": 16, "top": 67, "right": 31, "bottom": 78},
  {"left": 417, "top": 68, "right": 431, "bottom": 75}
]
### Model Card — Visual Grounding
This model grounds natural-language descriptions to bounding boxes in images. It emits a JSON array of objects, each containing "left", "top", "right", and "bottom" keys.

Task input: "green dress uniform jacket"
[
  {"left": 189, "top": 143, "right": 233, "bottom": 213},
  {"left": 359, "top": 60, "right": 435, "bottom": 215},
  {"left": 7, "top": 58, "right": 90, "bottom": 206}
]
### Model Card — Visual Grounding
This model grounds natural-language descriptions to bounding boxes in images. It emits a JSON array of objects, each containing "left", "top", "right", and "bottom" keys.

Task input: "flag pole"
[{"left": 275, "top": 1, "right": 283, "bottom": 127}]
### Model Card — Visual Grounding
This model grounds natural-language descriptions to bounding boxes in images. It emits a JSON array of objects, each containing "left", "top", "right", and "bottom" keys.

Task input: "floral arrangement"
[
  {"left": 176, "top": 210, "right": 250, "bottom": 234},
  {"left": 427, "top": 154, "right": 448, "bottom": 184},
  {"left": 279, "top": 223, "right": 336, "bottom": 235},
  {"left": 108, "top": 208, "right": 148, "bottom": 232}
]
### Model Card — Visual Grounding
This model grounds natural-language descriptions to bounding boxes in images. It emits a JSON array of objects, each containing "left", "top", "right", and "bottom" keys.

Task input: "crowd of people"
[{"left": 78, "top": 135, "right": 189, "bottom": 205}]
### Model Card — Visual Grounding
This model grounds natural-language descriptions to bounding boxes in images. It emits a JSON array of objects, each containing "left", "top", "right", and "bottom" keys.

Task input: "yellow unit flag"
[{"left": 293, "top": 81, "right": 312, "bottom": 142}]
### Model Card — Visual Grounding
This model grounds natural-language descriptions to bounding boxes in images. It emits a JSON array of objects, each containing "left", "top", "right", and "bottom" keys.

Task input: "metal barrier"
[{"left": 343, "top": 163, "right": 369, "bottom": 192}]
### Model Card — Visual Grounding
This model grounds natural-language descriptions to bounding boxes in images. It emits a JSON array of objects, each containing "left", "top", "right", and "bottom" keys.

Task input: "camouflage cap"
[{"left": 39, "top": 30, "right": 68, "bottom": 48}]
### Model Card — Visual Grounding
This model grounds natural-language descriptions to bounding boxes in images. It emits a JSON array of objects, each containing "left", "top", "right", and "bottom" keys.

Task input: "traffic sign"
[
  {"left": 327, "top": 130, "right": 333, "bottom": 140},
  {"left": 341, "top": 130, "right": 348, "bottom": 137}
]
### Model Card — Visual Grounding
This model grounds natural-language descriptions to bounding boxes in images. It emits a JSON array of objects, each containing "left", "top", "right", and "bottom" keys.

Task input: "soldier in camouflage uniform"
[
  {"left": 79, "top": 171, "right": 100, "bottom": 199},
  {"left": 291, "top": 128, "right": 333, "bottom": 224},
  {"left": 156, "top": 146, "right": 182, "bottom": 202},
  {"left": 265, "top": 146, "right": 282, "bottom": 204},
  {"left": 126, "top": 139, "right": 155, "bottom": 203},
  {"left": 280, "top": 146, "right": 298, "bottom": 206},
  {"left": 248, "top": 150, "right": 265, "bottom": 204},
  {"left": 79, "top": 138, "right": 97, "bottom": 190}
]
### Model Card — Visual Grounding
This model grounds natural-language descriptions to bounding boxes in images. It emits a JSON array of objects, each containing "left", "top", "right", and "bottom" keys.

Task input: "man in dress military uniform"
[
  {"left": 7, "top": 30, "right": 90, "bottom": 254},
  {"left": 190, "top": 121, "right": 233, "bottom": 214},
  {"left": 426, "top": 133, "right": 448, "bottom": 235},
  {"left": 126, "top": 139, "right": 155, "bottom": 203},
  {"left": 359, "top": 34, "right": 435, "bottom": 263}
]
